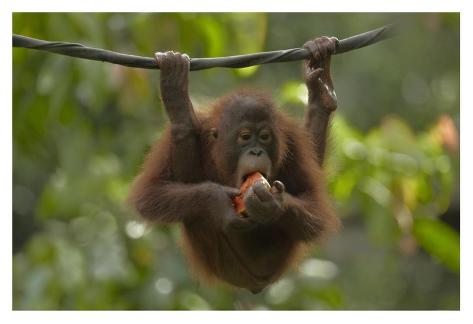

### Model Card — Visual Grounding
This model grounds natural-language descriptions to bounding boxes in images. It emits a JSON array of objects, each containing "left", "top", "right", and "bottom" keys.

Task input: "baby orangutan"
[{"left": 129, "top": 37, "right": 340, "bottom": 293}]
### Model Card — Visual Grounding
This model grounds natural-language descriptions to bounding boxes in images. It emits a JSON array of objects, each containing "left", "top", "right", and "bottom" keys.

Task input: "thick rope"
[{"left": 13, "top": 24, "right": 396, "bottom": 71}]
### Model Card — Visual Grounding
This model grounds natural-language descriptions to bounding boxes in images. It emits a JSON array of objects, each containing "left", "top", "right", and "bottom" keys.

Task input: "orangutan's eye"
[{"left": 259, "top": 129, "right": 272, "bottom": 143}]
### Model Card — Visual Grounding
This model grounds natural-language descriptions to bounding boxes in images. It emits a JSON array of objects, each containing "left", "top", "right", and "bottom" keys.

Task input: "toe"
[{"left": 304, "top": 40, "right": 320, "bottom": 58}]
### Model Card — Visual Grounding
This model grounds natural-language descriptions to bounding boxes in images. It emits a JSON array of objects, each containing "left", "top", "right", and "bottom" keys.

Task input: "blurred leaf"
[
  {"left": 368, "top": 116, "right": 417, "bottom": 153},
  {"left": 235, "top": 66, "right": 259, "bottom": 78},
  {"left": 413, "top": 217, "right": 460, "bottom": 273},
  {"left": 199, "top": 16, "right": 226, "bottom": 57},
  {"left": 313, "top": 287, "right": 344, "bottom": 309},
  {"left": 280, "top": 81, "right": 307, "bottom": 105}
]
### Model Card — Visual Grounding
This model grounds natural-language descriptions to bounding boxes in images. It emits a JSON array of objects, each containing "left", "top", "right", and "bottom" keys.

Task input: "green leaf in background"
[
  {"left": 280, "top": 81, "right": 307, "bottom": 105},
  {"left": 413, "top": 217, "right": 460, "bottom": 273}
]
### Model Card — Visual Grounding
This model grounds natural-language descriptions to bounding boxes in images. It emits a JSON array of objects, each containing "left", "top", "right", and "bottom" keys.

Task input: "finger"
[
  {"left": 330, "top": 37, "right": 339, "bottom": 53},
  {"left": 244, "top": 189, "right": 265, "bottom": 212},
  {"left": 322, "top": 81, "right": 332, "bottom": 93},
  {"left": 252, "top": 182, "right": 273, "bottom": 202},
  {"left": 271, "top": 181, "right": 285, "bottom": 194},
  {"left": 306, "top": 69, "right": 324, "bottom": 86},
  {"left": 319, "top": 40, "right": 328, "bottom": 58},
  {"left": 307, "top": 68, "right": 324, "bottom": 80},
  {"left": 154, "top": 51, "right": 164, "bottom": 61},
  {"left": 181, "top": 54, "right": 191, "bottom": 72},
  {"left": 244, "top": 192, "right": 279, "bottom": 224},
  {"left": 303, "top": 40, "right": 319, "bottom": 58},
  {"left": 174, "top": 54, "right": 185, "bottom": 76},
  {"left": 181, "top": 54, "right": 190, "bottom": 72},
  {"left": 154, "top": 52, "right": 167, "bottom": 68},
  {"left": 251, "top": 200, "right": 278, "bottom": 224},
  {"left": 168, "top": 51, "right": 178, "bottom": 73},
  {"left": 271, "top": 183, "right": 284, "bottom": 206}
]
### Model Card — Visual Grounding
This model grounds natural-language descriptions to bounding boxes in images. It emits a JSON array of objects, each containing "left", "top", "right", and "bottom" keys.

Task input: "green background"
[{"left": 13, "top": 13, "right": 460, "bottom": 310}]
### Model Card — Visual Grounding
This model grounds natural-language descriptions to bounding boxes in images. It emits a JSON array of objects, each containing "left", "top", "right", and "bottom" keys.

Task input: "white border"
[
  {"left": 3, "top": 0, "right": 471, "bottom": 323},
  {"left": 5, "top": 0, "right": 465, "bottom": 12}
]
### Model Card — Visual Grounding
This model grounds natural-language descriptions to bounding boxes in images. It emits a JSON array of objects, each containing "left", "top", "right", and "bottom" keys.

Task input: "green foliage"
[
  {"left": 413, "top": 217, "right": 460, "bottom": 273},
  {"left": 13, "top": 13, "right": 459, "bottom": 310}
]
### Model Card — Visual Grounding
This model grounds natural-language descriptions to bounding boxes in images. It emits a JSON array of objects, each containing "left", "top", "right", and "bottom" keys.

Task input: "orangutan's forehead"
[{"left": 222, "top": 96, "right": 274, "bottom": 124}]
